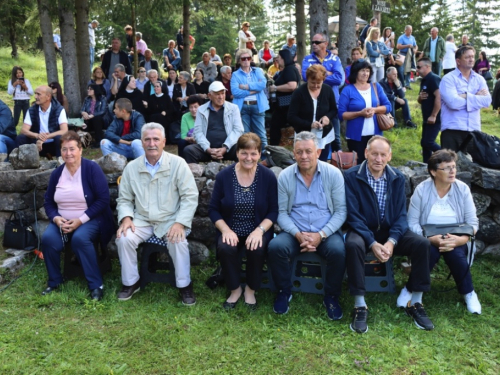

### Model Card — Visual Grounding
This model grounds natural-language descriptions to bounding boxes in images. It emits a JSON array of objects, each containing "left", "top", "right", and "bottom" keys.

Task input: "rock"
[
  {"left": 410, "top": 174, "right": 428, "bottom": 193},
  {"left": 472, "top": 193, "right": 491, "bottom": 216},
  {"left": 472, "top": 185, "right": 500, "bottom": 205},
  {"left": 57, "top": 156, "right": 64, "bottom": 166},
  {"left": 188, "top": 240, "right": 210, "bottom": 265},
  {"left": 476, "top": 216, "right": 500, "bottom": 244},
  {"left": 475, "top": 239, "right": 486, "bottom": 255},
  {"left": 482, "top": 243, "right": 500, "bottom": 257},
  {"left": 0, "top": 169, "right": 38, "bottom": 192},
  {"left": 405, "top": 160, "right": 427, "bottom": 169},
  {"left": 0, "top": 211, "right": 13, "bottom": 231},
  {"left": 32, "top": 220, "right": 50, "bottom": 239},
  {"left": 37, "top": 207, "right": 49, "bottom": 220},
  {"left": 39, "top": 160, "right": 59, "bottom": 170},
  {"left": 29, "top": 169, "right": 54, "bottom": 189},
  {"left": 95, "top": 152, "right": 127, "bottom": 174},
  {"left": 22, "top": 189, "right": 46, "bottom": 210},
  {"left": 472, "top": 167, "right": 500, "bottom": 191},
  {"left": 0, "top": 153, "right": 7, "bottom": 162},
  {"left": 105, "top": 173, "right": 122, "bottom": 184},
  {"left": 188, "top": 163, "right": 205, "bottom": 177},
  {"left": 0, "top": 254, "right": 27, "bottom": 273},
  {"left": 0, "top": 162, "right": 13, "bottom": 171},
  {"left": 204, "top": 162, "right": 224, "bottom": 179},
  {"left": 493, "top": 206, "right": 500, "bottom": 226},
  {"left": 189, "top": 216, "right": 216, "bottom": 243},
  {"left": 397, "top": 166, "right": 416, "bottom": 178},
  {"left": 270, "top": 166, "right": 283, "bottom": 179},
  {"left": 9, "top": 144, "right": 40, "bottom": 170},
  {"left": 196, "top": 188, "right": 211, "bottom": 217},
  {"left": 0, "top": 192, "right": 28, "bottom": 210},
  {"left": 107, "top": 236, "right": 118, "bottom": 258},
  {"left": 206, "top": 179, "right": 215, "bottom": 195},
  {"left": 194, "top": 177, "right": 207, "bottom": 192},
  {"left": 5, "top": 249, "right": 32, "bottom": 257}
]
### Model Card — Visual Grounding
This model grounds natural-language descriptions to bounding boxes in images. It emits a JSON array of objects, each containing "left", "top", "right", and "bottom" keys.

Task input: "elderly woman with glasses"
[
  {"left": 406, "top": 149, "right": 481, "bottom": 314},
  {"left": 41, "top": 131, "right": 115, "bottom": 301}
]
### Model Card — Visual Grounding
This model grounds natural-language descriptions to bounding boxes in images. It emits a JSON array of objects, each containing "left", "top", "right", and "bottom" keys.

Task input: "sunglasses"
[
  {"left": 240, "top": 56, "right": 252, "bottom": 61},
  {"left": 311, "top": 40, "right": 326, "bottom": 45},
  {"left": 416, "top": 65, "right": 423, "bottom": 69}
]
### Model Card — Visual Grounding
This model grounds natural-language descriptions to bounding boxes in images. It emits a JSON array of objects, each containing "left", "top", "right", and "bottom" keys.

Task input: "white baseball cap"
[{"left": 209, "top": 81, "right": 227, "bottom": 92}]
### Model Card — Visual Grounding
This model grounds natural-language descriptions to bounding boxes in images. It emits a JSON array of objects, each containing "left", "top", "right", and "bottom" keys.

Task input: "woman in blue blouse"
[
  {"left": 338, "top": 60, "right": 392, "bottom": 164},
  {"left": 209, "top": 133, "right": 278, "bottom": 310}
]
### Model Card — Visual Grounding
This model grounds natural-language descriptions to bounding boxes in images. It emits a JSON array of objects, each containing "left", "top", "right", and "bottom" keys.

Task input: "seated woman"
[
  {"left": 178, "top": 95, "right": 203, "bottom": 158},
  {"left": 209, "top": 133, "right": 278, "bottom": 310},
  {"left": 49, "top": 81, "right": 69, "bottom": 114},
  {"left": 192, "top": 68, "right": 209, "bottom": 101},
  {"left": 144, "top": 81, "right": 175, "bottom": 133},
  {"left": 41, "top": 131, "right": 115, "bottom": 301},
  {"left": 166, "top": 69, "right": 178, "bottom": 99},
  {"left": 81, "top": 84, "right": 108, "bottom": 148},
  {"left": 114, "top": 76, "right": 146, "bottom": 115},
  {"left": 135, "top": 67, "right": 149, "bottom": 92},
  {"left": 406, "top": 149, "right": 481, "bottom": 314},
  {"left": 172, "top": 71, "right": 196, "bottom": 117},
  {"left": 88, "top": 66, "right": 111, "bottom": 100}
]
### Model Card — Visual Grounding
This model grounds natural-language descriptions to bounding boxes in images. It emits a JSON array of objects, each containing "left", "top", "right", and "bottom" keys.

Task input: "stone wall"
[{"left": 2, "top": 146, "right": 500, "bottom": 274}]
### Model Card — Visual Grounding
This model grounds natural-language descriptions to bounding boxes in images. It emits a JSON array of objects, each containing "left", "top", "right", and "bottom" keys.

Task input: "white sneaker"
[
  {"left": 464, "top": 291, "right": 482, "bottom": 314},
  {"left": 397, "top": 286, "right": 412, "bottom": 308}
]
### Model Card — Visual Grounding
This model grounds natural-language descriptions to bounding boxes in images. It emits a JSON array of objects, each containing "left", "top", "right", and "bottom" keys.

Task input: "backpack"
[
  {"left": 263, "top": 145, "right": 295, "bottom": 169},
  {"left": 459, "top": 131, "right": 500, "bottom": 169}
]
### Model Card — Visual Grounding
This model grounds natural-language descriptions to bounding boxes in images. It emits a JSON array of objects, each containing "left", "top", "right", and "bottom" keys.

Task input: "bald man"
[
  {"left": 422, "top": 27, "right": 445, "bottom": 76},
  {"left": 17, "top": 85, "right": 68, "bottom": 157}
]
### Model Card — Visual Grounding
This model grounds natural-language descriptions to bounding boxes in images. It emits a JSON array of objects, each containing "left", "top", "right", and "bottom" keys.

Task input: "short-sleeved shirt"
[
  {"left": 24, "top": 104, "right": 68, "bottom": 143},
  {"left": 420, "top": 72, "right": 441, "bottom": 123},
  {"left": 53, "top": 34, "right": 61, "bottom": 48},
  {"left": 282, "top": 43, "right": 297, "bottom": 58},
  {"left": 397, "top": 34, "right": 416, "bottom": 54}
]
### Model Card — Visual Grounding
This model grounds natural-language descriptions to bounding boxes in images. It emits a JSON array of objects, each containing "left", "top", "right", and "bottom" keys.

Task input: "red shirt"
[
  {"left": 121, "top": 119, "right": 131, "bottom": 137},
  {"left": 263, "top": 49, "right": 272, "bottom": 62}
]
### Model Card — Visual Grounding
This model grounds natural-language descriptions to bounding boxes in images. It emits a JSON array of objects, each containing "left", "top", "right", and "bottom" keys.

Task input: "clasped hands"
[
  {"left": 371, "top": 241, "right": 394, "bottom": 263},
  {"left": 312, "top": 116, "right": 330, "bottom": 130},
  {"left": 429, "top": 234, "right": 468, "bottom": 253},
  {"left": 54, "top": 216, "right": 82, "bottom": 234},
  {"left": 295, "top": 232, "right": 322, "bottom": 253},
  {"left": 360, "top": 108, "right": 375, "bottom": 118},
  {"left": 206, "top": 147, "right": 226, "bottom": 160}
]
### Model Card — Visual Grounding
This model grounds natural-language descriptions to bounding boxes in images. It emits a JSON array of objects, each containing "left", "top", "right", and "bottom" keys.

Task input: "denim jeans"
[
  {"left": 241, "top": 103, "right": 268, "bottom": 156},
  {"left": 268, "top": 231, "right": 346, "bottom": 296},
  {"left": 100, "top": 139, "right": 144, "bottom": 159},
  {"left": 90, "top": 46, "right": 95, "bottom": 75},
  {"left": 0, "top": 135, "right": 16, "bottom": 155},
  {"left": 390, "top": 98, "right": 411, "bottom": 124},
  {"left": 421, "top": 121, "right": 441, "bottom": 162}
]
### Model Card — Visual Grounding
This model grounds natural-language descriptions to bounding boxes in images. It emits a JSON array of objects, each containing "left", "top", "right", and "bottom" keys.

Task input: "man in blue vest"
[{"left": 17, "top": 85, "right": 68, "bottom": 157}]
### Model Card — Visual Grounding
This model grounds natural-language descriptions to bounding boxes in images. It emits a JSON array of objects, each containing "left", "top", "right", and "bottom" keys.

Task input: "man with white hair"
[
  {"left": 209, "top": 47, "right": 222, "bottom": 67},
  {"left": 196, "top": 52, "right": 218, "bottom": 82},
  {"left": 139, "top": 49, "right": 159, "bottom": 72},
  {"left": 422, "top": 27, "right": 445, "bottom": 76},
  {"left": 115, "top": 122, "right": 199, "bottom": 304},
  {"left": 282, "top": 34, "right": 297, "bottom": 61},
  {"left": 217, "top": 65, "right": 233, "bottom": 102}
]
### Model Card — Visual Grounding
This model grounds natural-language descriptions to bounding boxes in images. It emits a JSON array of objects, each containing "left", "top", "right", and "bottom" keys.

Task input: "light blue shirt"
[
  {"left": 145, "top": 153, "right": 164, "bottom": 177},
  {"left": 397, "top": 34, "right": 416, "bottom": 54},
  {"left": 282, "top": 43, "right": 297, "bottom": 58},
  {"left": 53, "top": 34, "right": 61, "bottom": 48},
  {"left": 429, "top": 37, "right": 437, "bottom": 62},
  {"left": 440, "top": 68, "right": 491, "bottom": 132},
  {"left": 290, "top": 164, "right": 331, "bottom": 232}
]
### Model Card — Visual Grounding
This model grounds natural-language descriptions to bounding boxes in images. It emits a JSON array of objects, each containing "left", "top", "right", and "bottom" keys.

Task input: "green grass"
[{"left": 1, "top": 48, "right": 500, "bottom": 374}]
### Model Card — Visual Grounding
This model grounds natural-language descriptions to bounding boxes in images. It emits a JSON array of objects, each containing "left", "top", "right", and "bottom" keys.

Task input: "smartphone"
[
  {"left": 391, "top": 32, "right": 395, "bottom": 37},
  {"left": 19, "top": 77, "right": 24, "bottom": 81}
]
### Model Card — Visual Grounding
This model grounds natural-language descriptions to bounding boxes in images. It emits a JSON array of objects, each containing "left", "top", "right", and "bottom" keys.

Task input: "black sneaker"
[
  {"left": 324, "top": 295, "right": 343, "bottom": 320},
  {"left": 350, "top": 306, "right": 368, "bottom": 334},
  {"left": 405, "top": 120, "right": 417, "bottom": 128},
  {"left": 405, "top": 302, "right": 434, "bottom": 330},
  {"left": 273, "top": 290, "right": 292, "bottom": 314}
]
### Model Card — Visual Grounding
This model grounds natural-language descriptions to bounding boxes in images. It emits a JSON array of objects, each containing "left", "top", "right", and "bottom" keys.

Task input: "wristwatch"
[
  {"left": 319, "top": 230, "right": 327, "bottom": 242},
  {"left": 258, "top": 226, "right": 266, "bottom": 234}
]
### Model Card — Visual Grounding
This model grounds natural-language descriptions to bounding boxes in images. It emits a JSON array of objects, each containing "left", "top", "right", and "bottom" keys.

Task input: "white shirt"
[
  {"left": 88, "top": 23, "right": 96, "bottom": 47},
  {"left": 427, "top": 193, "right": 457, "bottom": 224},
  {"left": 24, "top": 104, "right": 68, "bottom": 143},
  {"left": 443, "top": 42, "right": 457, "bottom": 70},
  {"left": 8, "top": 79, "right": 34, "bottom": 100},
  {"left": 359, "top": 88, "right": 375, "bottom": 136}
]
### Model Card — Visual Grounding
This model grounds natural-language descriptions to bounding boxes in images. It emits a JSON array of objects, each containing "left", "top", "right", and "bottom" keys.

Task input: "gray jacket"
[
  {"left": 277, "top": 161, "right": 346, "bottom": 237},
  {"left": 193, "top": 101, "right": 244, "bottom": 151}
]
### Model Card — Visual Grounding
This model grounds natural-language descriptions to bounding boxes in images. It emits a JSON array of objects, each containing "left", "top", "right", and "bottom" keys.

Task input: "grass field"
[{"left": 1, "top": 48, "right": 500, "bottom": 374}]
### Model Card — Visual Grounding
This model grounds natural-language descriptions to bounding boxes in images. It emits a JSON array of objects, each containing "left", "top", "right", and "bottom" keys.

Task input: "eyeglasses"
[
  {"left": 416, "top": 65, "right": 424, "bottom": 69},
  {"left": 311, "top": 40, "right": 326, "bottom": 45},
  {"left": 436, "top": 166, "right": 456, "bottom": 172},
  {"left": 240, "top": 56, "right": 252, "bottom": 61},
  {"left": 139, "top": 70, "right": 146, "bottom": 72}
]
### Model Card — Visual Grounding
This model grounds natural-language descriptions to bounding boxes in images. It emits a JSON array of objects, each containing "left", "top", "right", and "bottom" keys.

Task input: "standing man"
[
  {"left": 460, "top": 35, "right": 473, "bottom": 48},
  {"left": 422, "top": 27, "right": 445, "bottom": 76},
  {"left": 281, "top": 34, "right": 297, "bottom": 61},
  {"left": 231, "top": 49, "right": 269, "bottom": 155},
  {"left": 268, "top": 131, "right": 346, "bottom": 318},
  {"left": 101, "top": 37, "right": 132, "bottom": 79},
  {"left": 17, "top": 85, "right": 68, "bottom": 157},
  {"left": 53, "top": 28, "right": 61, "bottom": 55},
  {"left": 344, "top": 136, "right": 434, "bottom": 333},
  {"left": 196, "top": 52, "right": 218, "bottom": 83},
  {"left": 134, "top": 32, "right": 148, "bottom": 62},
  {"left": 301, "top": 33, "right": 343, "bottom": 152},
  {"left": 439, "top": 46, "right": 491, "bottom": 151},
  {"left": 396, "top": 25, "right": 418, "bottom": 89},
  {"left": 359, "top": 18, "right": 378, "bottom": 46},
  {"left": 416, "top": 58, "right": 441, "bottom": 162},
  {"left": 115, "top": 122, "right": 199, "bottom": 304},
  {"left": 89, "top": 20, "right": 99, "bottom": 75}
]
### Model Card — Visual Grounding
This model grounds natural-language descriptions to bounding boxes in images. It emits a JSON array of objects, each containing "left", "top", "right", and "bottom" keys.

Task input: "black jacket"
[
  {"left": 378, "top": 78, "right": 405, "bottom": 102},
  {"left": 101, "top": 50, "right": 132, "bottom": 78},
  {"left": 172, "top": 83, "right": 196, "bottom": 115},
  {"left": 139, "top": 59, "right": 160, "bottom": 72}
]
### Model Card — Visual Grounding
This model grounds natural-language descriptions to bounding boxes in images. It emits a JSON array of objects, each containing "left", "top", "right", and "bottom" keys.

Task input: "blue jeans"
[
  {"left": 421, "top": 121, "right": 441, "bottom": 162},
  {"left": 429, "top": 244, "right": 473, "bottom": 295},
  {"left": 0, "top": 135, "right": 16, "bottom": 155},
  {"left": 241, "top": 103, "right": 268, "bottom": 156},
  {"left": 268, "top": 231, "right": 346, "bottom": 296},
  {"left": 390, "top": 98, "right": 411, "bottom": 125},
  {"left": 100, "top": 139, "right": 144, "bottom": 159},
  {"left": 42, "top": 220, "right": 102, "bottom": 290},
  {"left": 90, "top": 46, "right": 95, "bottom": 75}
]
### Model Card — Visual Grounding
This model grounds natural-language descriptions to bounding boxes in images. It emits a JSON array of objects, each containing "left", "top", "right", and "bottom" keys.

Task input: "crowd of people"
[{"left": 0, "top": 20, "right": 495, "bottom": 334}]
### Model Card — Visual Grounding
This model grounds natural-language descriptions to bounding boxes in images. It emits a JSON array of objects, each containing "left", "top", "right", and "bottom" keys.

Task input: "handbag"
[
  {"left": 277, "top": 94, "right": 293, "bottom": 107},
  {"left": 372, "top": 83, "right": 395, "bottom": 130},
  {"left": 3, "top": 211, "right": 37, "bottom": 250},
  {"left": 331, "top": 151, "right": 357, "bottom": 170},
  {"left": 482, "top": 70, "right": 493, "bottom": 81},
  {"left": 395, "top": 53, "right": 405, "bottom": 66},
  {"left": 421, "top": 223, "right": 474, "bottom": 238}
]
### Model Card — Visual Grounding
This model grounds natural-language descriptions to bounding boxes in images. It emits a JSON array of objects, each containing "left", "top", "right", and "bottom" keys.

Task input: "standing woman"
[
  {"left": 287, "top": 64, "right": 337, "bottom": 161},
  {"left": 365, "top": 27, "right": 393, "bottom": 83},
  {"left": 81, "top": 85, "right": 108, "bottom": 148},
  {"left": 41, "top": 131, "right": 115, "bottom": 300},
  {"left": 88, "top": 66, "right": 111, "bottom": 100},
  {"left": 442, "top": 35, "right": 457, "bottom": 75},
  {"left": 209, "top": 133, "right": 278, "bottom": 310},
  {"left": 8, "top": 66, "right": 34, "bottom": 127},
  {"left": 238, "top": 22, "right": 257, "bottom": 55},
  {"left": 49, "top": 82, "right": 69, "bottom": 114},
  {"left": 172, "top": 71, "right": 196, "bottom": 117},
  {"left": 192, "top": 68, "right": 209, "bottom": 101},
  {"left": 338, "top": 60, "right": 392, "bottom": 164}
]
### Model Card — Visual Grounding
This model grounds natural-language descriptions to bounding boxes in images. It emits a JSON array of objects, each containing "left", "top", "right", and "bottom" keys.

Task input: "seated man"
[
  {"left": 0, "top": 99, "right": 16, "bottom": 156},
  {"left": 17, "top": 85, "right": 68, "bottom": 157},
  {"left": 139, "top": 49, "right": 159, "bottom": 72},
  {"left": 183, "top": 81, "right": 243, "bottom": 163},
  {"left": 110, "top": 64, "right": 130, "bottom": 98},
  {"left": 216, "top": 66, "right": 233, "bottom": 102},
  {"left": 142, "top": 69, "right": 167, "bottom": 98},
  {"left": 196, "top": 52, "right": 218, "bottom": 83},
  {"left": 101, "top": 98, "right": 145, "bottom": 159},
  {"left": 344, "top": 135, "right": 433, "bottom": 334},
  {"left": 379, "top": 67, "right": 417, "bottom": 128},
  {"left": 268, "top": 131, "right": 346, "bottom": 319},
  {"left": 115, "top": 122, "right": 199, "bottom": 304}
]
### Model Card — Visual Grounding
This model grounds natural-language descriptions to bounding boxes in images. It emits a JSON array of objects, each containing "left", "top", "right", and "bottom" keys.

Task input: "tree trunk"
[
  {"left": 309, "top": 0, "right": 329, "bottom": 39},
  {"left": 9, "top": 17, "right": 18, "bottom": 58},
  {"left": 75, "top": 0, "right": 90, "bottom": 101},
  {"left": 58, "top": 0, "right": 81, "bottom": 116},
  {"left": 181, "top": 0, "right": 191, "bottom": 71},
  {"left": 295, "top": 0, "right": 306, "bottom": 65},
  {"left": 338, "top": 0, "right": 357, "bottom": 67},
  {"left": 37, "top": 0, "right": 58, "bottom": 83},
  {"left": 132, "top": 1, "right": 138, "bottom": 77}
]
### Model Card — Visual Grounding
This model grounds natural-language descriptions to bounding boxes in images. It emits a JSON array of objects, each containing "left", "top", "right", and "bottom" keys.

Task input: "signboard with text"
[{"left": 372, "top": 0, "right": 391, "bottom": 13}]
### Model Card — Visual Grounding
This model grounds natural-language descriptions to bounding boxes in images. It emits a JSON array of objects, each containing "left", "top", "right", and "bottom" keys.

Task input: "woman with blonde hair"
[
  {"left": 239, "top": 22, "right": 257, "bottom": 55},
  {"left": 365, "top": 27, "right": 393, "bottom": 82}
]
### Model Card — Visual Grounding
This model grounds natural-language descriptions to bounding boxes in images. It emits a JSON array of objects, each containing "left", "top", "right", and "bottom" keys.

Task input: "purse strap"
[{"left": 372, "top": 83, "right": 380, "bottom": 107}]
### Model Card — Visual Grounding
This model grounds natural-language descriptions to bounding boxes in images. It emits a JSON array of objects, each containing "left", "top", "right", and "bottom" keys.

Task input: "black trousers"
[
  {"left": 183, "top": 143, "right": 237, "bottom": 164},
  {"left": 84, "top": 115, "right": 105, "bottom": 144},
  {"left": 345, "top": 230, "right": 431, "bottom": 296},
  {"left": 269, "top": 105, "right": 290, "bottom": 146},
  {"left": 16, "top": 134, "right": 62, "bottom": 157},
  {"left": 440, "top": 129, "right": 470, "bottom": 152},
  {"left": 217, "top": 235, "right": 268, "bottom": 291},
  {"left": 347, "top": 136, "right": 372, "bottom": 165}
]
